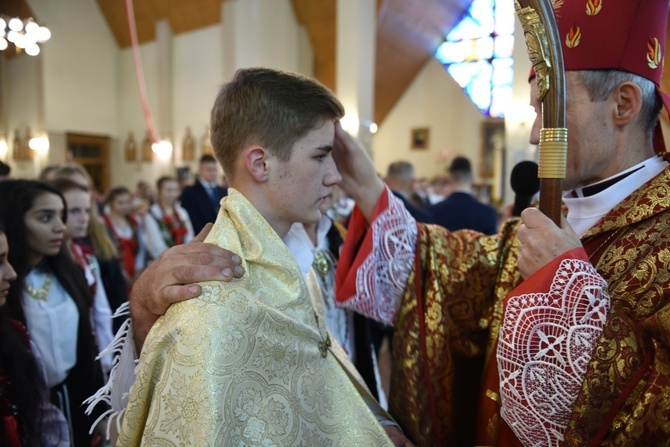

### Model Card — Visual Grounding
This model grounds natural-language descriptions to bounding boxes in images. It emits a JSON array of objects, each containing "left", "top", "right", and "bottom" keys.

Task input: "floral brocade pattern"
[
  {"left": 117, "top": 189, "right": 392, "bottom": 446},
  {"left": 563, "top": 168, "right": 670, "bottom": 445},
  {"left": 389, "top": 219, "right": 522, "bottom": 446},
  {"left": 372, "top": 167, "right": 670, "bottom": 446}
]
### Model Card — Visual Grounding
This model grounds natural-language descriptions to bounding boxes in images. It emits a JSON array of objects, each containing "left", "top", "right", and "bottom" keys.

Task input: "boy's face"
[{"left": 266, "top": 120, "right": 341, "bottom": 232}]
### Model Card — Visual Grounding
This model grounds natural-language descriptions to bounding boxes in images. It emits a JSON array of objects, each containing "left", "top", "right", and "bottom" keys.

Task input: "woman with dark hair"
[
  {"left": 0, "top": 219, "right": 70, "bottom": 446},
  {"left": 0, "top": 180, "right": 105, "bottom": 446}
]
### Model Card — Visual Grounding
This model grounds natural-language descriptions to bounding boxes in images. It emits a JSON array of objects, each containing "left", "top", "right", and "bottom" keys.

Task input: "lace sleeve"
[
  {"left": 497, "top": 251, "right": 611, "bottom": 447},
  {"left": 337, "top": 187, "right": 417, "bottom": 325}
]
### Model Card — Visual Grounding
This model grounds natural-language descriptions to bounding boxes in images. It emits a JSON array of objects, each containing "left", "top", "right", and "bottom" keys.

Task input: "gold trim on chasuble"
[
  {"left": 564, "top": 166, "right": 670, "bottom": 444},
  {"left": 389, "top": 220, "right": 522, "bottom": 446},
  {"left": 118, "top": 189, "right": 392, "bottom": 446}
]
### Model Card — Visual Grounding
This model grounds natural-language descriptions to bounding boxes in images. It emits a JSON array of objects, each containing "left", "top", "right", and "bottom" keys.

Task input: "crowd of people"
[
  {"left": 0, "top": 156, "right": 232, "bottom": 446},
  {"left": 1, "top": 0, "right": 669, "bottom": 445}
]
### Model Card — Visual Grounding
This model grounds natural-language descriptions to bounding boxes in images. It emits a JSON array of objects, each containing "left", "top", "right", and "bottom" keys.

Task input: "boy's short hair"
[
  {"left": 210, "top": 68, "right": 344, "bottom": 181},
  {"left": 199, "top": 154, "right": 217, "bottom": 164}
]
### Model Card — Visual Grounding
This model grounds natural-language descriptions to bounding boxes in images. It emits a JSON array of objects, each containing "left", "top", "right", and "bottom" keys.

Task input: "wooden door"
[{"left": 66, "top": 133, "right": 111, "bottom": 194}]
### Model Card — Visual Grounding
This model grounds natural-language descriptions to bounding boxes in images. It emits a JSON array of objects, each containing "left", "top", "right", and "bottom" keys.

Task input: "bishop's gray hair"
[{"left": 577, "top": 70, "right": 662, "bottom": 138}]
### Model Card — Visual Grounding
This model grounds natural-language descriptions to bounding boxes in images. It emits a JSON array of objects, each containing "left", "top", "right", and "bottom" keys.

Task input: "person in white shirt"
[
  {"left": 52, "top": 178, "right": 115, "bottom": 377},
  {"left": 0, "top": 179, "right": 106, "bottom": 446},
  {"left": 143, "top": 176, "right": 194, "bottom": 260}
]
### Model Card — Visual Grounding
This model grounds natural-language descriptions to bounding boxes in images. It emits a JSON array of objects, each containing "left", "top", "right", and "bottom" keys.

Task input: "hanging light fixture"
[{"left": 0, "top": 15, "right": 50, "bottom": 56}]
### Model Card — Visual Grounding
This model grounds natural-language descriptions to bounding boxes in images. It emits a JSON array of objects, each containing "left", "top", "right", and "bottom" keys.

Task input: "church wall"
[
  {"left": 1, "top": 0, "right": 310, "bottom": 190},
  {"left": 373, "top": 59, "right": 485, "bottom": 183}
]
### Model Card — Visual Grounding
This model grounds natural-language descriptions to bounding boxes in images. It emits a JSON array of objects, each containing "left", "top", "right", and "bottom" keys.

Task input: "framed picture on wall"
[
  {"left": 410, "top": 127, "right": 430, "bottom": 149},
  {"left": 480, "top": 119, "right": 504, "bottom": 179}
]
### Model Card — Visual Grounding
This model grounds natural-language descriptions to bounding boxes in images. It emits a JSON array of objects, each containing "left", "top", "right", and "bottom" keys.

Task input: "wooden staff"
[{"left": 515, "top": 0, "right": 567, "bottom": 225}]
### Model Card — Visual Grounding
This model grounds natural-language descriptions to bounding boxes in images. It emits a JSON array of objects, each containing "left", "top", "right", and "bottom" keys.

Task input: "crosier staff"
[{"left": 515, "top": 0, "right": 567, "bottom": 225}]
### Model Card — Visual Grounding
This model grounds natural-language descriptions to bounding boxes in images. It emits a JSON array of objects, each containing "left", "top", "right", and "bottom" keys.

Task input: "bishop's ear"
[
  {"left": 612, "top": 81, "right": 643, "bottom": 126},
  {"left": 245, "top": 146, "right": 270, "bottom": 182}
]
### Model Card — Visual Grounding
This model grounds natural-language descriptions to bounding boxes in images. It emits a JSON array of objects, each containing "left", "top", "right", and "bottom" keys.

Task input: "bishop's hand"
[
  {"left": 516, "top": 207, "right": 583, "bottom": 279},
  {"left": 333, "top": 121, "right": 385, "bottom": 222}
]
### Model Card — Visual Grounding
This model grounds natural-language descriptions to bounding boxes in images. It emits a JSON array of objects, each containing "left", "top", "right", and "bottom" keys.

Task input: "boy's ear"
[{"left": 245, "top": 146, "right": 270, "bottom": 182}]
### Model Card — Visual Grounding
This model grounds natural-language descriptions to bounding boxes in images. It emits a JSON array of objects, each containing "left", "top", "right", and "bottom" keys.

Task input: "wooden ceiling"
[
  {"left": 374, "top": 0, "right": 472, "bottom": 124},
  {"left": 5, "top": 0, "right": 469, "bottom": 125},
  {"left": 94, "top": 0, "right": 470, "bottom": 125},
  {"left": 95, "top": 0, "right": 228, "bottom": 47}
]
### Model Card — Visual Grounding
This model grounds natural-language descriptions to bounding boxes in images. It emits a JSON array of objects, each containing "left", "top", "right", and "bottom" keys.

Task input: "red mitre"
[{"left": 530, "top": 0, "right": 670, "bottom": 153}]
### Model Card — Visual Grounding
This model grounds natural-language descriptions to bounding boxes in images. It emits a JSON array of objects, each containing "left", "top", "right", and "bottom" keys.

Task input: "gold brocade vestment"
[
  {"left": 118, "top": 189, "right": 393, "bottom": 446},
  {"left": 341, "top": 167, "right": 670, "bottom": 446}
]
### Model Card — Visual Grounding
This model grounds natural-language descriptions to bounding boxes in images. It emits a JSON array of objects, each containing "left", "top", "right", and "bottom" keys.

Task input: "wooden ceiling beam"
[
  {"left": 374, "top": 0, "right": 472, "bottom": 125},
  {"left": 291, "top": 0, "right": 337, "bottom": 92},
  {"left": 95, "top": 0, "right": 226, "bottom": 48}
]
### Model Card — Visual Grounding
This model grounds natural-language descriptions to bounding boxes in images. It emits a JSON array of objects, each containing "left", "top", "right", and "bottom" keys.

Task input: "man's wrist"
[{"left": 350, "top": 178, "right": 384, "bottom": 222}]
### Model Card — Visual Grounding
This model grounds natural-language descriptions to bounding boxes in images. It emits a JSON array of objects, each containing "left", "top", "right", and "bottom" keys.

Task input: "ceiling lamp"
[{"left": 0, "top": 15, "right": 50, "bottom": 56}]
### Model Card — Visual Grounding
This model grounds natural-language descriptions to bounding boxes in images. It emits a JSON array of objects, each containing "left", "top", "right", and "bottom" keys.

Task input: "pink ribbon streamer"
[{"left": 124, "top": 0, "right": 159, "bottom": 144}]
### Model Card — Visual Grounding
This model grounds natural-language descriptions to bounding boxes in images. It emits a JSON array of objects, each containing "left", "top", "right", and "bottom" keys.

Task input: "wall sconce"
[
  {"left": 361, "top": 120, "right": 378, "bottom": 134},
  {"left": 0, "top": 16, "right": 51, "bottom": 56},
  {"left": 28, "top": 133, "right": 49, "bottom": 154},
  {"left": 152, "top": 139, "right": 173, "bottom": 159},
  {"left": 0, "top": 136, "right": 7, "bottom": 160}
]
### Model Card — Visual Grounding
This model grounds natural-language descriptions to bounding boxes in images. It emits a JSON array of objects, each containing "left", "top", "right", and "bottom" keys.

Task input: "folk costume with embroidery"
[
  {"left": 102, "top": 214, "right": 146, "bottom": 281},
  {"left": 143, "top": 203, "right": 194, "bottom": 260},
  {"left": 118, "top": 189, "right": 394, "bottom": 446}
]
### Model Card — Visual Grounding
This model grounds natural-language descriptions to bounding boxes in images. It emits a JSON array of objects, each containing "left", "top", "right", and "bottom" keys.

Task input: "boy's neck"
[{"left": 231, "top": 183, "right": 293, "bottom": 239}]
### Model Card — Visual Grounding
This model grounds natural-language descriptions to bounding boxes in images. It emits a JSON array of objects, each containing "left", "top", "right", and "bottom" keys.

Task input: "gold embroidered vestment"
[{"left": 118, "top": 189, "right": 392, "bottom": 446}]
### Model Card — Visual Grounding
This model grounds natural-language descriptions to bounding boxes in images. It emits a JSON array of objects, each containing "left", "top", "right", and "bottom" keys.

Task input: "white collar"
[
  {"left": 563, "top": 156, "right": 668, "bottom": 236},
  {"left": 198, "top": 179, "right": 217, "bottom": 189},
  {"left": 283, "top": 215, "right": 333, "bottom": 277}
]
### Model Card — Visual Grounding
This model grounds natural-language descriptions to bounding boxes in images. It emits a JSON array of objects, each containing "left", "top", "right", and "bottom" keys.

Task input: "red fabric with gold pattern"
[
  {"left": 530, "top": 0, "right": 670, "bottom": 153},
  {"left": 530, "top": 0, "right": 667, "bottom": 85},
  {"left": 561, "top": 167, "right": 670, "bottom": 445},
  {"left": 553, "top": 0, "right": 667, "bottom": 85},
  {"left": 335, "top": 166, "right": 670, "bottom": 446},
  {"left": 388, "top": 218, "right": 522, "bottom": 446}
]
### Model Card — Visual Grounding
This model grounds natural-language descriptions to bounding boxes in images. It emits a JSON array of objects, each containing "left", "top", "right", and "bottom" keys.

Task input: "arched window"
[{"left": 435, "top": 0, "right": 515, "bottom": 117}]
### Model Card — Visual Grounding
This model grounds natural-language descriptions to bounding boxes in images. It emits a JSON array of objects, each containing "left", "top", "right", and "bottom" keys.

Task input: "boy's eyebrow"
[{"left": 315, "top": 144, "right": 334, "bottom": 153}]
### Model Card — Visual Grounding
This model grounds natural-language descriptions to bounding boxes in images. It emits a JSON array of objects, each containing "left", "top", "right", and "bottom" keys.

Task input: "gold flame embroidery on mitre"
[
  {"left": 565, "top": 25, "right": 581, "bottom": 48},
  {"left": 648, "top": 37, "right": 662, "bottom": 69}
]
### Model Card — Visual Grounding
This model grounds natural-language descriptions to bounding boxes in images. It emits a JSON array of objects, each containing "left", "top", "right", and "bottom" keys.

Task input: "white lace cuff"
[
  {"left": 338, "top": 187, "right": 417, "bottom": 325},
  {"left": 497, "top": 258, "right": 611, "bottom": 447}
]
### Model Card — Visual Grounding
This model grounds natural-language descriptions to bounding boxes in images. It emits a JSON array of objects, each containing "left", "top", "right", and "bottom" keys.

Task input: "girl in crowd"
[
  {"left": 48, "top": 164, "right": 128, "bottom": 331},
  {"left": 143, "top": 176, "right": 194, "bottom": 259},
  {"left": 0, "top": 180, "right": 105, "bottom": 446},
  {"left": 102, "top": 186, "right": 146, "bottom": 290},
  {"left": 0, "top": 219, "right": 70, "bottom": 446},
  {"left": 52, "top": 179, "right": 114, "bottom": 377}
]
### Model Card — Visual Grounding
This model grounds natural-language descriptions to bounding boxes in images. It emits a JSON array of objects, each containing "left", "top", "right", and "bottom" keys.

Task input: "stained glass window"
[{"left": 435, "top": 0, "right": 515, "bottom": 117}]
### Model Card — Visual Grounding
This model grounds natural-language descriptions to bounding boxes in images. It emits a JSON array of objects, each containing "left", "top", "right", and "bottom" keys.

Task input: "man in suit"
[
  {"left": 428, "top": 156, "right": 497, "bottom": 235},
  {"left": 384, "top": 161, "right": 433, "bottom": 224},
  {"left": 179, "top": 154, "right": 228, "bottom": 233}
]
